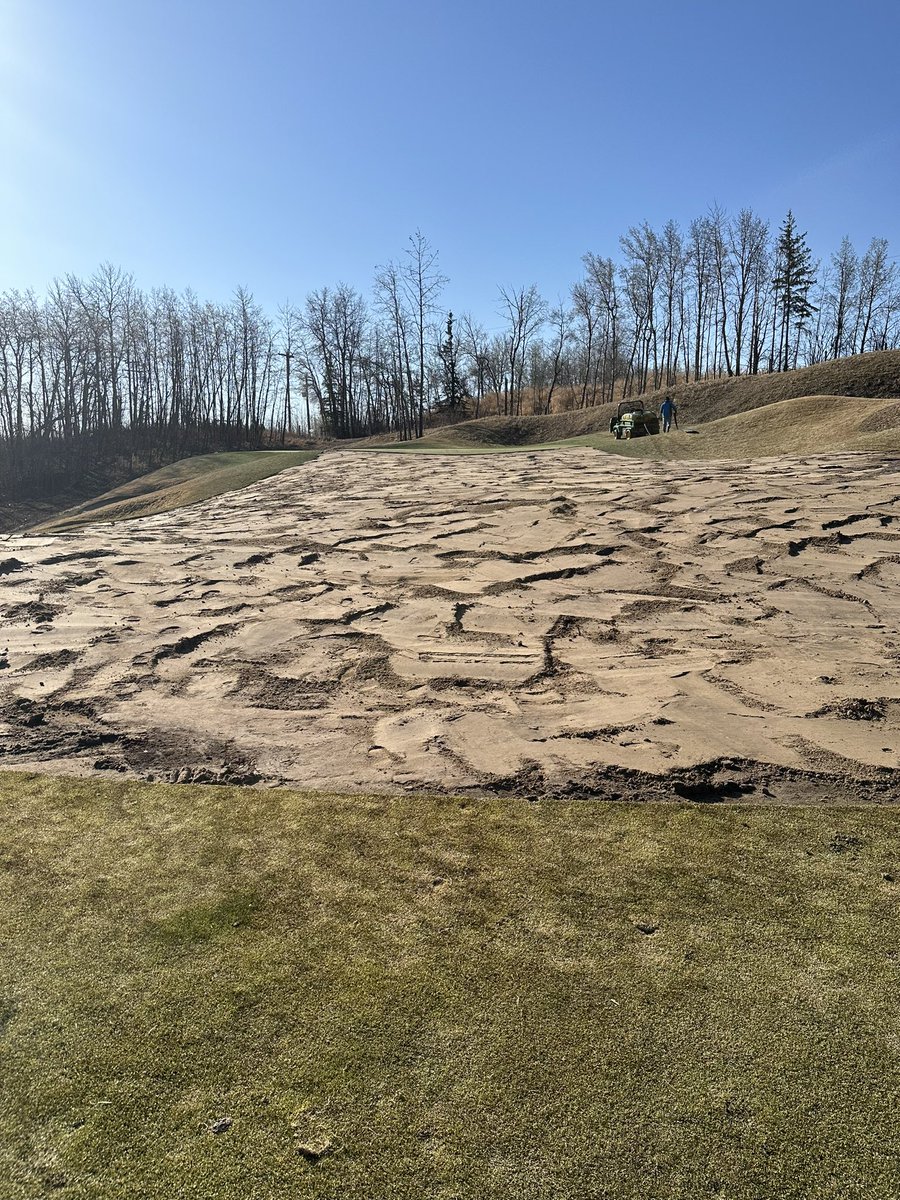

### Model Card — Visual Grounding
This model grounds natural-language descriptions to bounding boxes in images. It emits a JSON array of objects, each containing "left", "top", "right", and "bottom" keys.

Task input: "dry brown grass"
[
  {"left": 573, "top": 393, "right": 900, "bottom": 460},
  {"left": 411, "top": 351, "right": 900, "bottom": 452},
  {"left": 29, "top": 451, "right": 318, "bottom": 535}
]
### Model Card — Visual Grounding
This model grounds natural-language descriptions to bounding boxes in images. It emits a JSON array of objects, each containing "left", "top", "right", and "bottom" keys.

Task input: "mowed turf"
[
  {"left": 31, "top": 451, "right": 319, "bottom": 534},
  {"left": 2, "top": 773, "right": 899, "bottom": 1199}
]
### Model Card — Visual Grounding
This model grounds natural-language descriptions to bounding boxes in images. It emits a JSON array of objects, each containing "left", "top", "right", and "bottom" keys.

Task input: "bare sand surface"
[{"left": 2, "top": 449, "right": 899, "bottom": 801}]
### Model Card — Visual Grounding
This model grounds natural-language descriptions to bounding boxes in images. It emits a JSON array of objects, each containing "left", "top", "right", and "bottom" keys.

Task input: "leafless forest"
[{"left": 1, "top": 212, "right": 898, "bottom": 501}]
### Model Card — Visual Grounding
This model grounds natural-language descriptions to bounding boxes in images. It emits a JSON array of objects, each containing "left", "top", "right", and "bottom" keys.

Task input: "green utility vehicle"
[{"left": 609, "top": 401, "right": 660, "bottom": 439}]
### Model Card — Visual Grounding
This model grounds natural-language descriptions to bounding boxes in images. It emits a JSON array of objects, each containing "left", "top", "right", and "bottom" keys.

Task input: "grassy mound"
[
  {"left": 575, "top": 393, "right": 900, "bottom": 460},
  {"left": 2, "top": 771, "right": 899, "bottom": 1198},
  {"left": 29, "top": 451, "right": 319, "bottom": 535},
  {"left": 390, "top": 350, "right": 900, "bottom": 453},
  {"left": 661, "top": 348, "right": 900, "bottom": 423},
  {"left": 387, "top": 407, "right": 620, "bottom": 452}
]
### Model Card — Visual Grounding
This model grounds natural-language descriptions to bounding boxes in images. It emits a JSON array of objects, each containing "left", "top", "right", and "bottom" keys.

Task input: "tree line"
[{"left": 2, "top": 211, "right": 898, "bottom": 499}]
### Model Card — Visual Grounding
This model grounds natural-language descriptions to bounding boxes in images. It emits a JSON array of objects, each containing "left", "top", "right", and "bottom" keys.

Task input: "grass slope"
[
  {"left": 661, "top": 348, "right": 900, "bottom": 423},
  {"left": 387, "top": 350, "right": 900, "bottom": 454},
  {"left": 2, "top": 771, "right": 899, "bottom": 1199},
  {"left": 374, "top": 391, "right": 900, "bottom": 461},
  {"left": 30, "top": 451, "right": 319, "bottom": 534},
  {"left": 573, "top": 393, "right": 900, "bottom": 460}
]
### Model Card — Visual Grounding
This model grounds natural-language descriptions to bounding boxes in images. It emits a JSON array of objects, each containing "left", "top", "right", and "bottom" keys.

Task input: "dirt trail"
[{"left": 2, "top": 449, "right": 899, "bottom": 801}]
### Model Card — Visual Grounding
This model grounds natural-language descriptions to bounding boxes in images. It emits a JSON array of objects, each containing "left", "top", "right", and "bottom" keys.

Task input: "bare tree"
[
  {"left": 459, "top": 312, "right": 489, "bottom": 418},
  {"left": 686, "top": 217, "right": 714, "bottom": 381},
  {"left": 498, "top": 284, "right": 547, "bottom": 414},
  {"left": 543, "top": 301, "right": 573, "bottom": 412},
  {"left": 728, "top": 209, "right": 769, "bottom": 375},
  {"left": 855, "top": 237, "right": 894, "bottom": 353},
  {"left": 403, "top": 231, "right": 447, "bottom": 438},
  {"left": 659, "top": 220, "right": 686, "bottom": 385},
  {"left": 620, "top": 223, "right": 661, "bottom": 392},
  {"left": 571, "top": 276, "right": 600, "bottom": 407},
  {"left": 583, "top": 253, "right": 620, "bottom": 403}
]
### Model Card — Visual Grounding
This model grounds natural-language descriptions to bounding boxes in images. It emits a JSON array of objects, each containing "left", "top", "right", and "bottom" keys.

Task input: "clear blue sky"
[{"left": 2, "top": 0, "right": 898, "bottom": 333}]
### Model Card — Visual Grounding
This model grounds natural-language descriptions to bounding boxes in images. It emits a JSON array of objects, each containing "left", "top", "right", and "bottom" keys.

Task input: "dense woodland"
[{"left": 2, "top": 211, "right": 899, "bottom": 500}]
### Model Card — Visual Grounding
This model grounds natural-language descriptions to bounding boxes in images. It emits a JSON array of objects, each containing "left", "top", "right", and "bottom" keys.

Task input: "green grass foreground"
[{"left": 1, "top": 772, "right": 899, "bottom": 1199}]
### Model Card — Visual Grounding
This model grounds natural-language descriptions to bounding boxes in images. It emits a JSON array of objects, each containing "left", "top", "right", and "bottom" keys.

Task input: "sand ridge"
[{"left": 1, "top": 449, "right": 899, "bottom": 801}]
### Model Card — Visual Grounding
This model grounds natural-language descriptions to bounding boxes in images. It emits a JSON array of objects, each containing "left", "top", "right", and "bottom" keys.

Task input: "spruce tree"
[
  {"left": 438, "top": 312, "right": 466, "bottom": 416},
  {"left": 773, "top": 211, "right": 817, "bottom": 370}
]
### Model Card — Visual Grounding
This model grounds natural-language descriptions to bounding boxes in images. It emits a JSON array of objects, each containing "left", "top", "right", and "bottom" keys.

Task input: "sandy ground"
[{"left": 2, "top": 449, "right": 900, "bottom": 802}]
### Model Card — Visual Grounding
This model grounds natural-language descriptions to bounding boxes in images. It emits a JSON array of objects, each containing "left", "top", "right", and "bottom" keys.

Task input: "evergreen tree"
[
  {"left": 773, "top": 211, "right": 817, "bottom": 371},
  {"left": 437, "top": 312, "right": 466, "bottom": 415}
]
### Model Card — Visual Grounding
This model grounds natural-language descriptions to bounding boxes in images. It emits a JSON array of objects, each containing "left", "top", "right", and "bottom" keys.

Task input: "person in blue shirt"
[{"left": 660, "top": 395, "right": 678, "bottom": 432}]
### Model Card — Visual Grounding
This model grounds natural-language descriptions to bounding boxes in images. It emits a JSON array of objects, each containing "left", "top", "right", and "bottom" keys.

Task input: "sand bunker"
[{"left": 2, "top": 450, "right": 899, "bottom": 801}]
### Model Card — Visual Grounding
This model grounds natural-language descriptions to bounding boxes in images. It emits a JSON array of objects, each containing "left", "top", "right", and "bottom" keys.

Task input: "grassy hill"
[
  {"left": 573, "top": 393, "right": 900, "bottom": 460},
  {"left": 660, "top": 348, "right": 900, "bottom": 423},
  {"left": 393, "top": 350, "right": 900, "bottom": 453},
  {"left": 2, "top": 770, "right": 899, "bottom": 1199},
  {"left": 28, "top": 450, "right": 319, "bottom": 535}
]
